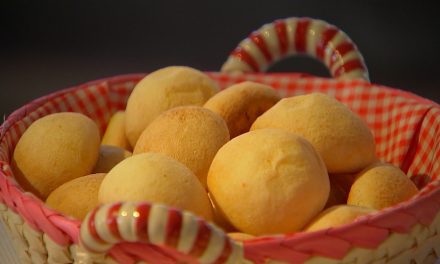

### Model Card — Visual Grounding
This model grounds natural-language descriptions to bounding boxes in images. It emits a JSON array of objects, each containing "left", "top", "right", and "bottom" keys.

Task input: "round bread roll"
[
  {"left": 251, "top": 93, "right": 376, "bottom": 174},
  {"left": 46, "top": 173, "right": 105, "bottom": 220},
  {"left": 204, "top": 81, "right": 280, "bottom": 138},
  {"left": 207, "top": 129, "right": 329, "bottom": 235},
  {"left": 125, "top": 66, "right": 218, "bottom": 147},
  {"left": 12, "top": 112, "right": 100, "bottom": 199},
  {"left": 134, "top": 106, "right": 229, "bottom": 188},
  {"left": 93, "top": 145, "right": 132, "bottom": 173},
  {"left": 348, "top": 163, "right": 418, "bottom": 210},
  {"left": 102, "top": 111, "right": 131, "bottom": 150},
  {"left": 305, "top": 205, "right": 376, "bottom": 232},
  {"left": 228, "top": 232, "right": 255, "bottom": 241},
  {"left": 99, "top": 152, "right": 213, "bottom": 220}
]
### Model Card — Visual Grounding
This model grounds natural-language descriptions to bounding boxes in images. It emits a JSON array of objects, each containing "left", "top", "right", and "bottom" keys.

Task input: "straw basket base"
[
  {"left": 0, "top": 210, "right": 20, "bottom": 263},
  {"left": 0, "top": 203, "right": 118, "bottom": 264}
]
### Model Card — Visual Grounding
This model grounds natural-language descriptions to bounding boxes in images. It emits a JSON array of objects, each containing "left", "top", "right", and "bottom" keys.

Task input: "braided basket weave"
[{"left": 1, "top": 17, "right": 439, "bottom": 264}]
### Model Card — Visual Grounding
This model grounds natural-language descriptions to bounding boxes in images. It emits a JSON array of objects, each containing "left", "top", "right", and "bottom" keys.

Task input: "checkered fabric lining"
[{"left": 0, "top": 72, "right": 439, "bottom": 263}]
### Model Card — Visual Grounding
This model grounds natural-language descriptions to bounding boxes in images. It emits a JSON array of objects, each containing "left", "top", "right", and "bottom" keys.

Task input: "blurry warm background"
[{"left": 1, "top": 1, "right": 439, "bottom": 116}]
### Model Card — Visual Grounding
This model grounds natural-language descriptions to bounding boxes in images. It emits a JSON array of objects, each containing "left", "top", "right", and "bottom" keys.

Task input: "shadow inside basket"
[{"left": 0, "top": 72, "right": 439, "bottom": 263}]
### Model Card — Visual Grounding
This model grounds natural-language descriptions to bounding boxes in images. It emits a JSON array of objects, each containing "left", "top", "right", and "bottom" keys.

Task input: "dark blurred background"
[{"left": 1, "top": 1, "right": 439, "bottom": 117}]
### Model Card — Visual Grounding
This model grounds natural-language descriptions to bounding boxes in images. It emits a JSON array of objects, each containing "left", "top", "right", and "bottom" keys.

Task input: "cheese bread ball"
[
  {"left": 12, "top": 112, "right": 100, "bottom": 199},
  {"left": 251, "top": 93, "right": 376, "bottom": 174},
  {"left": 134, "top": 106, "right": 229, "bottom": 188},
  {"left": 99, "top": 152, "right": 213, "bottom": 220},
  {"left": 93, "top": 145, "right": 132, "bottom": 173},
  {"left": 305, "top": 205, "right": 376, "bottom": 231},
  {"left": 207, "top": 129, "right": 329, "bottom": 235},
  {"left": 46, "top": 173, "right": 106, "bottom": 220},
  {"left": 204, "top": 81, "right": 280, "bottom": 138},
  {"left": 125, "top": 66, "right": 218, "bottom": 147},
  {"left": 348, "top": 163, "right": 418, "bottom": 210},
  {"left": 101, "top": 111, "right": 131, "bottom": 150}
]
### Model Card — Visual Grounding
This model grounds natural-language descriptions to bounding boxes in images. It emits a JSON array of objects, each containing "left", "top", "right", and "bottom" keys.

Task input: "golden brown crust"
[
  {"left": 12, "top": 112, "right": 101, "bottom": 199},
  {"left": 204, "top": 81, "right": 280, "bottom": 138},
  {"left": 304, "top": 205, "right": 376, "bottom": 231},
  {"left": 207, "top": 128, "right": 329, "bottom": 235},
  {"left": 46, "top": 173, "right": 106, "bottom": 220},
  {"left": 348, "top": 163, "right": 419, "bottom": 209},
  {"left": 125, "top": 66, "right": 218, "bottom": 147},
  {"left": 134, "top": 106, "right": 229, "bottom": 188},
  {"left": 99, "top": 152, "right": 213, "bottom": 220},
  {"left": 251, "top": 93, "right": 377, "bottom": 174},
  {"left": 101, "top": 111, "right": 131, "bottom": 151}
]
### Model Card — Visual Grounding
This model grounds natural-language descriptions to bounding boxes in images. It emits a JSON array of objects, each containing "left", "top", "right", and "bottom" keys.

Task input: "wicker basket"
[{"left": 1, "top": 17, "right": 439, "bottom": 264}]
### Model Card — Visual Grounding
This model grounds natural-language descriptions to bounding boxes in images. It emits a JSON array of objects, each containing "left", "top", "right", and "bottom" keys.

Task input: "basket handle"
[
  {"left": 221, "top": 17, "right": 370, "bottom": 81},
  {"left": 79, "top": 202, "right": 244, "bottom": 263}
]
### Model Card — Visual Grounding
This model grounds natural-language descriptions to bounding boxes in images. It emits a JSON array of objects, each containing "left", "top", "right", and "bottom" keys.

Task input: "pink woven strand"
[
  {"left": 281, "top": 231, "right": 352, "bottom": 259},
  {"left": 244, "top": 237, "right": 310, "bottom": 264}
]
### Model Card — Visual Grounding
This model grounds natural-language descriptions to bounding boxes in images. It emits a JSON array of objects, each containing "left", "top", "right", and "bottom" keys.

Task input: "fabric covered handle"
[
  {"left": 79, "top": 202, "right": 244, "bottom": 264},
  {"left": 221, "top": 17, "right": 370, "bottom": 81}
]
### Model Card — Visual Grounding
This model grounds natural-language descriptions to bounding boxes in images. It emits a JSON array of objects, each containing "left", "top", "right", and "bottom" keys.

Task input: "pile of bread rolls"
[{"left": 12, "top": 66, "right": 419, "bottom": 239}]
